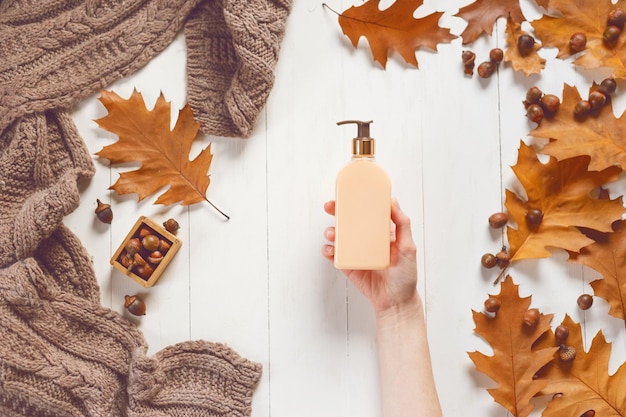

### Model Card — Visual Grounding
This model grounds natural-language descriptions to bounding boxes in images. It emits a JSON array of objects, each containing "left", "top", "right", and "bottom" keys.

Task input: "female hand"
[{"left": 322, "top": 199, "right": 419, "bottom": 314}]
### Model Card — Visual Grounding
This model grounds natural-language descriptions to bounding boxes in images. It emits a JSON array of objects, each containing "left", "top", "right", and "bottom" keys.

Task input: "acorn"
[
  {"left": 118, "top": 252, "right": 133, "bottom": 269},
  {"left": 138, "top": 227, "right": 152, "bottom": 238},
  {"left": 481, "top": 253, "right": 497, "bottom": 269},
  {"left": 608, "top": 7, "right": 626, "bottom": 29},
  {"left": 484, "top": 297, "right": 501, "bottom": 313},
  {"left": 135, "top": 263, "right": 154, "bottom": 279},
  {"left": 603, "top": 25, "right": 621, "bottom": 47},
  {"left": 558, "top": 344, "right": 576, "bottom": 362},
  {"left": 95, "top": 199, "right": 113, "bottom": 224},
  {"left": 523, "top": 308, "right": 540, "bottom": 327},
  {"left": 477, "top": 61, "right": 496, "bottom": 78},
  {"left": 163, "top": 218, "right": 180, "bottom": 234},
  {"left": 577, "top": 294, "right": 593, "bottom": 310},
  {"left": 148, "top": 250, "right": 163, "bottom": 264},
  {"left": 569, "top": 32, "right": 587, "bottom": 53},
  {"left": 599, "top": 77, "right": 617, "bottom": 95},
  {"left": 526, "top": 86, "right": 543, "bottom": 105},
  {"left": 517, "top": 34, "right": 535, "bottom": 55},
  {"left": 124, "top": 294, "right": 146, "bottom": 316},
  {"left": 489, "top": 48, "right": 504, "bottom": 64},
  {"left": 488, "top": 212, "right": 508, "bottom": 228},
  {"left": 495, "top": 247, "right": 510, "bottom": 268},
  {"left": 554, "top": 324, "right": 570, "bottom": 344},
  {"left": 588, "top": 90, "right": 607, "bottom": 111},
  {"left": 159, "top": 239, "right": 172, "bottom": 253},
  {"left": 462, "top": 50, "right": 476, "bottom": 75},
  {"left": 526, "top": 208, "right": 544, "bottom": 227},
  {"left": 141, "top": 234, "right": 160, "bottom": 252},
  {"left": 541, "top": 94, "right": 561, "bottom": 113},
  {"left": 125, "top": 238, "right": 142, "bottom": 257}
]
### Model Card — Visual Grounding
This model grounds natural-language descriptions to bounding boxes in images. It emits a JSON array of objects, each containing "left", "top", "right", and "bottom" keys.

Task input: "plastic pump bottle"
[{"left": 334, "top": 120, "right": 391, "bottom": 270}]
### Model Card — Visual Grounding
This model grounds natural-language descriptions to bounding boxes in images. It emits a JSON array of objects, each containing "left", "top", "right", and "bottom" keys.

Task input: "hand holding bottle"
[
  {"left": 322, "top": 198, "right": 444, "bottom": 417},
  {"left": 322, "top": 198, "right": 418, "bottom": 315}
]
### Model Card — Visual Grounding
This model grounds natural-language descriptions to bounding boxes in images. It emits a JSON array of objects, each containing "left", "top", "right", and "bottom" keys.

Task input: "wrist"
[{"left": 375, "top": 292, "right": 423, "bottom": 327}]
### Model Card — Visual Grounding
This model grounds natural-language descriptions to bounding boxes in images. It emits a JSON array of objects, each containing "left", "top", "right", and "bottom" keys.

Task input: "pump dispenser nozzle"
[{"left": 337, "top": 120, "right": 375, "bottom": 157}]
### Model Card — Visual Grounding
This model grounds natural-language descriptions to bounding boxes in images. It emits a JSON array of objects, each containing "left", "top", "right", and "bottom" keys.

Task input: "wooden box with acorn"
[{"left": 110, "top": 216, "right": 181, "bottom": 287}]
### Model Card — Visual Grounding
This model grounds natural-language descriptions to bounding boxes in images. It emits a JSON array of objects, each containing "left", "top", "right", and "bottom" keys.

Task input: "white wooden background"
[{"left": 65, "top": 1, "right": 626, "bottom": 416}]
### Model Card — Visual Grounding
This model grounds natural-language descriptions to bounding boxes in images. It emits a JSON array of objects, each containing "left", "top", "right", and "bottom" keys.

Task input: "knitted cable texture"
[{"left": 0, "top": 0, "right": 291, "bottom": 415}]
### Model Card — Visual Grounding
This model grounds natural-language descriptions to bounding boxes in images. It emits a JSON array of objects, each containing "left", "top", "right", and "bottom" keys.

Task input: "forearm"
[{"left": 376, "top": 294, "right": 443, "bottom": 417}]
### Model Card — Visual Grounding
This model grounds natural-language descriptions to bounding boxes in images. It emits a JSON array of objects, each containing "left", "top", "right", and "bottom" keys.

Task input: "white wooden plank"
[{"left": 264, "top": 3, "right": 353, "bottom": 416}]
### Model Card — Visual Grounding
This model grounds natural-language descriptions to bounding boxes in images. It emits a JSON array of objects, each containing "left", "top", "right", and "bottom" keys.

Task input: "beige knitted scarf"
[{"left": 0, "top": 0, "right": 291, "bottom": 415}]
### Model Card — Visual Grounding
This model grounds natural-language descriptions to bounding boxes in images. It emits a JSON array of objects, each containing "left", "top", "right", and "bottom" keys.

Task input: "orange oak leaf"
[
  {"left": 455, "top": 0, "right": 526, "bottom": 44},
  {"left": 468, "top": 276, "right": 557, "bottom": 417},
  {"left": 504, "top": 16, "right": 545, "bottom": 76},
  {"left": 568, "top": 220, "right": 626, "bottom": 320},
  {"left": 336, "top": 0, "right": 456, "bottom": 68},
  {"left": 531, "top": 83, "right": 626, "bottom": 172},
  {"left": 505, "top": 141, "right": 624, "bottom": 262},
  {"left": 95, "top": 89, "right": 227, "bottom": 217},
  {"left": 539, "top": 315, "right": 626, "bottom": 416},
  {"left": 531, "top": 0, "right": 626, "bottom": 79}
]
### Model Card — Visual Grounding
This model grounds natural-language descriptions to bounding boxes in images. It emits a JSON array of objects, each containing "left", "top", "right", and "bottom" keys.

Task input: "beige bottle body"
[{"left": 334, "top": 157, "right": 391, "bottom": 270}]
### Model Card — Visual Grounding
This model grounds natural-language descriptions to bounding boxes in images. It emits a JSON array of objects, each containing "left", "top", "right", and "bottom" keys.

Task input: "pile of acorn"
[
  {"left": 523, "top": 77, "right": 617, "bottom": 124},
  {"left": 461, "top": 48, "right": 503, "bottom": 78},
  {"left": 603, "top": 7, "right": 626, "bottom": 48},
  {"left": 569, "top": 7, "right": 626, "bottom": 52},
  {"left": 482, "top": 210, "right": 595, "bottom": 310},
  {"left": 116, "top": 220, "right": 178, "bottom": 280},
  {"left": 523, "top": 86, "right": 561, "bottom": 124},
  {"left": 94, "top": 199, "right": 181, "bottom": 316},
  {"left": 572, "top": 77, "right": 617, "bottom": 120}
]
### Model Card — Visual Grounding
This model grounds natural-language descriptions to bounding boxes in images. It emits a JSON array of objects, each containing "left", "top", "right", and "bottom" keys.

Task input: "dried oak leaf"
[
  {"left": 538, "top": 315, "right": 626, "bottom": 416},
  {"left": 531, "top": 83, "right": 626, "bottom": 172},
  {"left": 468, "top": 276, "right": 557, "bottom": 417},
  {"left": 505, "top": 141, "right": 624, "bottom": 262},
  {"left": 95, "top": 89, "right": 215, "bottom": 207},
  {"left": 568, "top": 220, "right": 626, "bottom": 320},
  {"left": 337, "top": 0, "right": 456, "bottom": 68},
  {"left": 504, "top": 16, "right": 545, "bottom": 76},
  {"left": 532, "top": 0, "right": 626, "bottom": 79},
  {"left": 455, "top": 0, "right": 526, "bottom": 45}
]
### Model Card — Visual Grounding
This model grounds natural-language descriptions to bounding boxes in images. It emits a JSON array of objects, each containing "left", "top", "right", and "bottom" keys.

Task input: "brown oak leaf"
[
  {"left": 468, "top": 276, "right": 557, "bottom": 417},
  {"left": 568, "top": 220, "right": 626, "bottom": 320},
  {"left": 95, "top": 89, "right": 225, "bottom": 215},
  {"left": 539, "top": 315, "right": 626, "bottom": 416},
  {"left": 504, "top": 16, "right": 545, "bottom": 76},
  {"left": 337, "top": 0, "right": 456, "bottom": 68},
  {"left": 505, "top": 141, "right": 624, "bottom": 262},
  {"left": 531, "top": 83, "right": 626, "bottom": 172},
  {"left": 455, "top": 0, "right": 526, "bottom": 44},
  {"left": 532, "top": 0, "right": 626, "bottom": 79}
]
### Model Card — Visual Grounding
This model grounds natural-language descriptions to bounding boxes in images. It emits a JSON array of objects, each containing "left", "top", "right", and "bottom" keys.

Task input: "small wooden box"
[{"left": 110, "top": 216, "right": 182, "bottom": 287}]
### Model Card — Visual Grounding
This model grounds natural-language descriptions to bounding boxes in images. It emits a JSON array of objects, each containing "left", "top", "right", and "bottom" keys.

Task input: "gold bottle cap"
[
  {"left": 352, "top": 138, "right": 375, "bottom": 156},
  {"left": 337, "top": 120, "right": 375, "bottom": 157}
]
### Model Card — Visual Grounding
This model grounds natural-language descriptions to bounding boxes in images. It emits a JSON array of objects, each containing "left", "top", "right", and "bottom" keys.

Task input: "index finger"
[{"left": 324, "top": 200, "right": 336, "bottom": 216}]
